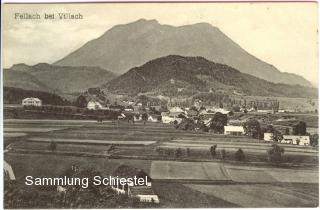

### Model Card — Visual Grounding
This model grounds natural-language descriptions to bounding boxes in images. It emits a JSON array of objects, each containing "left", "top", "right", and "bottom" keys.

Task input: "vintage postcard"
[{"left": 2, "top": 2, "right": 319, "bottom": 208}]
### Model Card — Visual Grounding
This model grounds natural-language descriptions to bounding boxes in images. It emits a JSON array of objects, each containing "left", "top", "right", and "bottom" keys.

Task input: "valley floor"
[{"left": 3, "top": 119, "right": 319, "bottom": 208}]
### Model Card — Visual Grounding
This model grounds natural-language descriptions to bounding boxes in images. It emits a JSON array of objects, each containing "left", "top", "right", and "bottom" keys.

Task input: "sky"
[{"left": 3, "top": 2, "right": 318, "bottom": 85}]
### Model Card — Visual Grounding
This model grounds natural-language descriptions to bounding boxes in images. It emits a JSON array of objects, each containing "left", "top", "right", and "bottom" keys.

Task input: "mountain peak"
[
  {"left": 133, "top": 18, "right": 159, "bottom": 25},
  {"left": 54, "top": 20, "right": 312, "bottom": 87}
]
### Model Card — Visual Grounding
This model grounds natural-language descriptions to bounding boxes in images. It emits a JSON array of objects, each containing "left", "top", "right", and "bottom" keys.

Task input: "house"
[
  {"left": 257, "top": 109, "right": 275, "bottom": 114},
  {"left": 148, "top": 114, "right": 161, "bottom": 122},
  {"left": 224, "top": 126, "right": 245, "bottom": 136},
  {"left": 134, "top": 114, "right": 142, "bottom": 121},
  {"left": 4, "top": 161, "right": 16, "bottom": 181},
  {"left": 22, "top": 97, "right": 42, "bottom": 106},
  {"left": 199, "top": 110, "right": 215, "bottom": 119},
  {"left": 111, "top": 165, "right": 159, "bottom": 203},
  {"left": 264, "top": 133, "right": 274, "bottom": 141},
  {"left": 212, "top": 108, "right": 230, "bottom": 115},
  {"left": 87, "top": 101, "right": 103, "bottom": 110},
  {"left": 161, "top": 112, "right": 183, "bottom": 124},
  {"left": 124, "top": 106, "right": 134, "bottom": 112},
  {"left": 281, "top": 135, "right": 310, "bottom": 146},
  {"left": 186, "top": 109, "right": 198, "bottom": 118},
  {"left": 169, "top": 106, "right": 184, "bottom": 114}
]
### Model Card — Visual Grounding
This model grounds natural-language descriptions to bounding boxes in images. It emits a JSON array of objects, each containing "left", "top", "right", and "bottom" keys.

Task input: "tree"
[
  {"left": 209, "top": 112, "right": 228, "bottom": 134},
  {"left": 244, "top": 119, "right": 261, "bottom": 139},
  {"left": 186, "top": 148, "right": 191, "bottom": 157},
  {"left": 267, "top": 144, "right": 285, "bottom": 163},
  {"left": 141, "top": 113, "right": 148, "bottom": 125},
  {"left": 74, "top": 95, "right": 87, "bottom": 108},
  {"left": 310, "top": 134, "right": 319, "bottom": 147},
  {"left": 210, "top": 144, "right": 217, "bottom": 158},
  {"left": 48, "top": 140, "right": 57, "bottom": 152},
  {"left": 293, "top": 121, "right": 307, "bottom": 135},
  {"left": 220, "top": 149, "right": 226, "bottom": 160},
  {"left": 232, "top": 105, "right": 240, "bottom": 112},
  {"left": 174, "top": 148, "right": 182, "bottom": 158},
  {"left": 234, "top": 148, "right": 245, "bottom": 161}
]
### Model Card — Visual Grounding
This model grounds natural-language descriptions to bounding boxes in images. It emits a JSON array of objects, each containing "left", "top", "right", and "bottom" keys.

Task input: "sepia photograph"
[{"left": 2, "top": 2, "right": 319, "bottom": 208}]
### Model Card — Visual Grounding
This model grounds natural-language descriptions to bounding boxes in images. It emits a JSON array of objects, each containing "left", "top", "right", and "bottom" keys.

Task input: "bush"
[
  {"left": 48, "top": 140, "right": 57, "bottom": 152},
  {"left": 234, "top": 148, "right": 245, "bottom": 161},
  {"left": 267, "top": 144, "right": 285, "bottom": 163},
  {"left": 210, "top": 144, "right": 217, "bottom": 158},
  {"left": 220, "top": 149, "right": 226, "bottom": 159},
  {"left": 174, "top": 148, "right": 183, "bottom": 158}
]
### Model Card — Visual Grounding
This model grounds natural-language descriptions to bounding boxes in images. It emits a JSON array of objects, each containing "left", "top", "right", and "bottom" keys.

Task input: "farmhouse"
[
  {"left": 264, "top": 133, "right": 274, "bottom": 141},
  {"left": 87, "top": 100, "right": 103, "bottom": 110},
  {"left": 281, "top": 135, "right": 310, "bottom": 146},
  {"left": 22, "top": 97, "right": 42, "bottom": 106},
  {"left": 111, "top": 165, "right": 159, "bottom": 203},
  {"left": 257, "top": 108, "right": 275, "bottom": 114},
  {"left": 148, "top": 114, "right": 161, "bottom": 122},
  {"left": 169, "top": 106, "right": 184, "bottom": 114},
  {"left": 224, "top": 125, "right": 245, "bottom": 136},
  {"left": 161, "top": 112, "right": 183, "bottom": 124},
  {"left": 186, "top": 109, "right": 198, "bottom": 118}
]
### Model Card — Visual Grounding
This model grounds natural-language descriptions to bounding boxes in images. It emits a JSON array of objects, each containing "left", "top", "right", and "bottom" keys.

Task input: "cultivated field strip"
[
  {"left": 185, "top": 184, "right": 317, "bottom": 207},
  {"left": 4, "top": 133, "right": 27, "bottom": 138},
  {"left": 173, "top": 139, "right": 318, "bottom": 149},
  {"left": 151, "top": 161, "right": 231, "bottom": 181},
  {"left": 27, "top": 137, "right": 156, "bottom": 145},
  {"left": 163, "top": 142, "right": 317, "bottom": 153},
  {"left": 4, "top": 127, "right": 67, "bottom": 132},
  {"left": 151, "top": 161, "right": 318, "bottom": 184},
  {"left": 159, "top": 146, "right": 317, "bottom": 156}
]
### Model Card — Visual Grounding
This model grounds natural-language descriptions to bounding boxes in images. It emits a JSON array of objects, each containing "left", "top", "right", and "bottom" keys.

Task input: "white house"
[
  {"left": 212, "top": 108, "right": 230, "bottom": 115},
  {"left": 111, "top": 165, "right": 159, "bottom": 203},
  {"left": 169, "top": 106, "right": 184, "bottom": 114},
  {"left": 282, "top": 135, "right": 310, "bottom": 146},
  {"left": 87, "top": 101, "right": 103, "bottom": 110},
  {"left": 22, "top": 97, "right": 42, "bottom": 106},
  {"left": 264, "top": 133, "right": 274, "bottom": 141},
  {"left": 161, "top": 112, "right": 183, "bottom": 124},
  {"left": 224, "top": 126, "right": 245, "bottom": 136},
  {"left": 148, "top": 115, "right": 160, "bottom": 122}
]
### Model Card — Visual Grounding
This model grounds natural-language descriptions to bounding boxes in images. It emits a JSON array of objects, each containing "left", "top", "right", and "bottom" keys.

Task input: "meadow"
[{"left": 4, "top": 119, "right": 319, "bottom": 207}]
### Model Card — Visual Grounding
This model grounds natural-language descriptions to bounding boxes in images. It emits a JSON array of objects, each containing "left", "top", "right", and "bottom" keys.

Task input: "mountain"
[
  {"left": 55, "top": 19, "right": 312, "bottom": 87},
  {"left": 104, "top": 55, "right": 317, "bottom": 98},
  {"left": 4, "top": 63, "right": 116, "bottom": 94}
]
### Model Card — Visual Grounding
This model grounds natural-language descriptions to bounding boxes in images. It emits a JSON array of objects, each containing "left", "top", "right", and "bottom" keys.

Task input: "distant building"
[
  {"left": 257, "top": 109, "right": 275, "bottom": 114},
  {"left": 161, "top": 112, "right": 183, "bottom": 124},
  {"left": 87, "top": 101, "right": 103, "bottom": 110},
  {"left": 169, "top": 106, "right": 184, "bottom": 114},
  {"left": 224, "top": 126, "right": 245, "bottom": 136},
  {"left": 281, "top": 135, "right": 310, "bottom": 146},
  {"left": 186, "top": 109, "right": 198, "bottom": 118},
  {"left": 111, "top": 165, "right": 159, "bottom": 203},
  {"left": 22, "top": 97, "right": 42, "bottom": 106},
  {"left": 148, "top": 114, "right": 161, "bottom": 122},
  {"left": 264, "top": 133, "right": 274, "bottom": 141}
]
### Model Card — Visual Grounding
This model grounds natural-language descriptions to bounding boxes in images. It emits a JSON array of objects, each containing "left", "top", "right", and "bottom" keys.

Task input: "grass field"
[
  {"left": 3, "top": 119, "right": 319, "bottom": 207},
  {"left": 185, "top": 183, "right": 318, "bottom": 207}
]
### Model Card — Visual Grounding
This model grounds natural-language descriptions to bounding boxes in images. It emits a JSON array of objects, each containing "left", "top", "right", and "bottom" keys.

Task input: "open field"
[
  {"left": 3, "top": 119, "right": 319, "bottom": 207},
  {"left": 185, "top": 183, "right": 318, "bottom": 207},
  {"left": 28, "top": 137, "right": 156, "bottom": 146},
  {"left": 4, "top": 119, "right": 319, "bottom": 164},
  {"left": 5, "top": 152, "right": 319, "bottom": 208},
  {"left": 151, "top": 161, "right": 231, "bottom": 181}
]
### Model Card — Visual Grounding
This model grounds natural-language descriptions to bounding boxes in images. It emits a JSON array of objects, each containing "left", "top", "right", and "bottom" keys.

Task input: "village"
[{"left": 18, "top": 95, "right": 318, "bottom": 147}]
